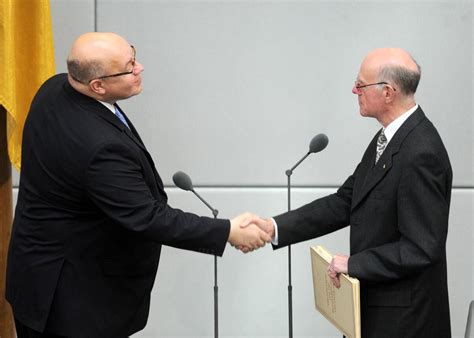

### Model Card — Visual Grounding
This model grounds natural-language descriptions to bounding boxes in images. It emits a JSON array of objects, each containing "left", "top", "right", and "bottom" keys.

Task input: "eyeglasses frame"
[
  {"left": 87, "top": 45, "right": 137, "bottom": 83},
  {"left": 354, "top": 81, "right": 396, "bottom": 94}
]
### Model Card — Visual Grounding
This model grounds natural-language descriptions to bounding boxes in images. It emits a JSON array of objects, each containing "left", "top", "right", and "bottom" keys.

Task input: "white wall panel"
[
  {"left": 11, "top": 166, "right": 19, "bottom": 188},
  {"left": 96, "top": 0, "right": 472, "bottom": 187},
  {"left": 12, "top": 188, "right": 17, "bottom": 210},
  {"left": 446, "top": 189, "right": 474, "bottom": 338},
  {"left": 50, "top": 0, "right": 95, "bottom": 73}
]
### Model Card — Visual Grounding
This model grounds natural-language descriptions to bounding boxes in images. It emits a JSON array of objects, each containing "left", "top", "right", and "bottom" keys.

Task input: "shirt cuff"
[{"left": 271, "top": 218, "right": 279, "bottom": 245}]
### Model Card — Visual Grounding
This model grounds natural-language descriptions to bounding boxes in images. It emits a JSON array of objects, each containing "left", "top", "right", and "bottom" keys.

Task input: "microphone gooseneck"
[
  {"left": 287, "top": 133, "right": 329, "bottom": 176},
  {"left": 173, "top": 171, "right": 218, "bottom": 216}
]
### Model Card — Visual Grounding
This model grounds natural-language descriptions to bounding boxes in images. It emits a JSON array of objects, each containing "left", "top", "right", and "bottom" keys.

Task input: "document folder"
[{"left": 310, "top": 245, "right": 361, "bottom": 338}]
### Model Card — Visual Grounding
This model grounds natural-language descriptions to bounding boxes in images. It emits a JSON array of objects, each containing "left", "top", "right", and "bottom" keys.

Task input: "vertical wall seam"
[{"left": 94, "top": 0, "right": 97, "bottom": 32}]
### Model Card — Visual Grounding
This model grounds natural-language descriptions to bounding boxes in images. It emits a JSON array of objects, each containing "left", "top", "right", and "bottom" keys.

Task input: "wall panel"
[{"left": 96, "top": 0, "right": 472, "bottom": 187}]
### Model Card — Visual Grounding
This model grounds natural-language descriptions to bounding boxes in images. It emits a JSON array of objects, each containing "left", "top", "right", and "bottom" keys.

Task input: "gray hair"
[
  {"left": 377, "top": 59, "right": 421, "bottom": 96},
  {"left": 67, "top": 58, "right": 106, "bottom": 84}
]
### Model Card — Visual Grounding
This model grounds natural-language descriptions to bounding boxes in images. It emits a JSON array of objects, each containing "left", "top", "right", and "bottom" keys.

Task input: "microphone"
[
  {"left": 286, "top": 133, "right": 328, "bottom": 176},
  {"left": 172, "top": 171, "right": 218, "bottom": 217},
  {"left": 285, "top": 133, "right": 328, "bottom": 338},
  {"left": 172, "top": 170, "right": 220, "bottom": 338},
  {"left": 172, "top": 170, "right": 193, "bottom": 191},
  {"left": 309, "top": 133, "right": 329, "bottom": 154}
]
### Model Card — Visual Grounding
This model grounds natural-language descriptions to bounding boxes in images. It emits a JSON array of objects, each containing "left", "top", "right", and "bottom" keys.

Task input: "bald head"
[
  {"left": 363, "top": 48, "right": 419, "bottom": 71},
  {"left": 361, "top": 48, "right": 421, "bottom": 96},
  {"left": 67, "top": 32, "right": 130, "bottom": 84},
  {"left": 66, "top": 32, "right": 143, "bottom": 103}
]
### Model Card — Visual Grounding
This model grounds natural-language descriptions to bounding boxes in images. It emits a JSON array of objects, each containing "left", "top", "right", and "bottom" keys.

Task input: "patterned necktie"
[
  {"left": 375, "top": 129, "right": 387, "bottom": 164},
  {"left": 114, "top": 106, "right": 130, "bottom": 129}
]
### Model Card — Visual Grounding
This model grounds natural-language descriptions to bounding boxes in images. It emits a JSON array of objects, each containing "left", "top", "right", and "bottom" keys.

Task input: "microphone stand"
[
  {"left": 191, "top": 189, "right": 219, "bottom": 338},
  {"left": 285, "top": 151, "right": 312, "bottom": 338}
]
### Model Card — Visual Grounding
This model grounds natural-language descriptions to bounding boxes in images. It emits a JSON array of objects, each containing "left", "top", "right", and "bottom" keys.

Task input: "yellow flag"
[{"left": 0, "top": 0, "right": 56, "bottom": 171}]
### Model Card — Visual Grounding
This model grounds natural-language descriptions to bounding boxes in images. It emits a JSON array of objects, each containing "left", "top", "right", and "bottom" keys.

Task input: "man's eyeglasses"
[
  {"left": 353, "top": 81, "right": 390, "bottom": 94},
  {"left": 89, "top": 45, "right": 137, "bottom": 83},
  {"left": 87, "top": 45, "right": 137, "bottom": 83}
]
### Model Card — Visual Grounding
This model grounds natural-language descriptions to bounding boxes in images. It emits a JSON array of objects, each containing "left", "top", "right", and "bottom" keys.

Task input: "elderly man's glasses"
[
  {"left": 354, "top": 81, "right": 393, "bottom": 94},
  {"left": 86, "top": 45, "right": 136, "bottom": 83}
]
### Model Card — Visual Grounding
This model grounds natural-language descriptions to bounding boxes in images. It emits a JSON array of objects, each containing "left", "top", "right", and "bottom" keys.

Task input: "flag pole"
[{"left": 0, "top": 105, "right": 14, "bottom": 338}]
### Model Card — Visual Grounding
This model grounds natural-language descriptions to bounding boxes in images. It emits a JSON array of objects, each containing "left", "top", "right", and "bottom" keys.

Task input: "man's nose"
[{"left": 134, "top": 61, "right": 144, "bottom": 74}]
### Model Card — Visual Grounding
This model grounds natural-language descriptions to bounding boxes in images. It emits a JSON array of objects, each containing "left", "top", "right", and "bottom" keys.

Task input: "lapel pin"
[{"left": 383, "top": 164, "right": 386, "bottom": 169}]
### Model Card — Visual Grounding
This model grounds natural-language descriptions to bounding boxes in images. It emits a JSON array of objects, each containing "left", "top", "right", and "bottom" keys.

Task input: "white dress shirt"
[
  {"left": 98, "top": 100, "right": 117, "bottom": 115},
  {"left": 383, "top": 104, "right": 418, "bottom": 144}
]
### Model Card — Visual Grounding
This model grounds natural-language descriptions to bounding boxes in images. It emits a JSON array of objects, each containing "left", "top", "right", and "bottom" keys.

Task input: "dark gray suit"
[
  {"left": 274, "top": 107, "right": 452, "bottom": 338},
  {"left": 6, "top": 74, "right": 230, "bottom": 337}
]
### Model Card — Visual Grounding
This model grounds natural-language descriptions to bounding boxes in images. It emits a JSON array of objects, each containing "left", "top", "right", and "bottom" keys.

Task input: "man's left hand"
[{"left": 327, "top": 254, "right": 349, "bottom": 288}]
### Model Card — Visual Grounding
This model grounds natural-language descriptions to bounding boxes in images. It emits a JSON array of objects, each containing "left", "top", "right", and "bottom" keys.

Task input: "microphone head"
[
  {"left": 309, "top": 133, "right": 329, "bottom": 153},
  {"left": 172, "top": 171, "right": 194, "bottom": 191}
]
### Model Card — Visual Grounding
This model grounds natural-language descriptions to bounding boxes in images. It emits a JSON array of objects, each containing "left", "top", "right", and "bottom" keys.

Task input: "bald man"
[
  {"left": 6, "top": 32, "right": 270, "bottom": 337},
  {"left": 247, "top": 48, "right": 452, "bottom": 337}
]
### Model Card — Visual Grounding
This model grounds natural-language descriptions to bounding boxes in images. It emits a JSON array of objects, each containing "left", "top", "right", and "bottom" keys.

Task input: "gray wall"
[{"left": 12, "top": 0, "right": 473, "bottom": 337}]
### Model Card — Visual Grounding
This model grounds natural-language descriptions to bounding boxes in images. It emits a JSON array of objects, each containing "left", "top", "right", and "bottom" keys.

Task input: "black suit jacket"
[
  {"left": 274, "top": 107, "right": 452, "bottom": 338},
  {"left": 6, "top": 74, "right": 230, "bottom": 337}
]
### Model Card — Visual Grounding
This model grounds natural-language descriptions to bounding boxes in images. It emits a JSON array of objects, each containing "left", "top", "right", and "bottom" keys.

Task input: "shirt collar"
[
  {"left": 383, "top": 104, "right": 418, "bottom": 143},
  {"left": 97, "top": 100, "right": 117, "bottom": 115}
]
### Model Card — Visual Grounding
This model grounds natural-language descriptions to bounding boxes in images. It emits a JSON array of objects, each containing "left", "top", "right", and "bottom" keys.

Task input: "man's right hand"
[
  {"left": 230, "top": 214, "right": 275, "bottom": 253},
  {"left": 228, "top": 213, "right": 272, "bottom": 253}
]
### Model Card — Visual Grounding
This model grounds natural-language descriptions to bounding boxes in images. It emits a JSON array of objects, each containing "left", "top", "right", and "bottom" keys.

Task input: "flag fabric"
[{"left": 0, "top": 0, "right": 56, "bottom": 170}]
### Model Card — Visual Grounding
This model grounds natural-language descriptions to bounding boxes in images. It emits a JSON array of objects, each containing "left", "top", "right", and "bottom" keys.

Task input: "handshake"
[
  {"left": 227, "top": 213, "right": 349, "bottom": 286},
  {"left": 227, "top": 213, "right": 275, "bottom": 253}
]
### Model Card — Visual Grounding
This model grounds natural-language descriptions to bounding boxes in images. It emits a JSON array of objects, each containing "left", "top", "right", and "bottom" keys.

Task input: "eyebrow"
[{"left": 123, "top": 47, "right": 135, "bottom": 67}]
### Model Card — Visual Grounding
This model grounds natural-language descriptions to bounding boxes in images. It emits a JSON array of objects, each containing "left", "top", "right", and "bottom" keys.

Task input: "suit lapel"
[
  {"left": 64, "top": 83, "right": 166, "bottom": 194},
  {"left": 114, "top": 104, "right": 166, "bottom": 194},
  {"left": 351, "top": 132, "right": 379, "bottom": 210},
  {"left": 351, "top": 107, "right": 426, "bottom": 211},
  {"left": 113, "top": 104, "right": 147, "bottom": 150}
]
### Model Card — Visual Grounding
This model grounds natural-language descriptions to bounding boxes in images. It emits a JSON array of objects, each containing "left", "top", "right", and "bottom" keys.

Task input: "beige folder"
[{"left": 310, "top": 245, "right": 361, "bottom": 338}]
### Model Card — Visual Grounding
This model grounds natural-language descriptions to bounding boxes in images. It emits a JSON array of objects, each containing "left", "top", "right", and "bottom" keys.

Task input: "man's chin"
[{"left": 129, "top": 86, "right": 143, "bottom": 98}]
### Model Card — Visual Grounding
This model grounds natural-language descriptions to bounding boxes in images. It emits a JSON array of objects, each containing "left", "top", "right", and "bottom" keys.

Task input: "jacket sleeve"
[
  {"left": 272, "top": 165, "right": 356, "bottom": 249},
  {"left": 348, "top": 149, "right": 452, "bottom": 281},
  {"left": 83, "top": 141, "right": 230, "bottom": 256}
]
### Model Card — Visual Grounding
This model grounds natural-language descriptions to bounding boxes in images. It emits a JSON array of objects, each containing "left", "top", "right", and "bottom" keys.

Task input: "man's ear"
[
  {"left": 383, "top": 84, "right": 396, "bottom": 104},
  {"left": 89, "top": 79, "right": 106, "bottom": 95}
]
